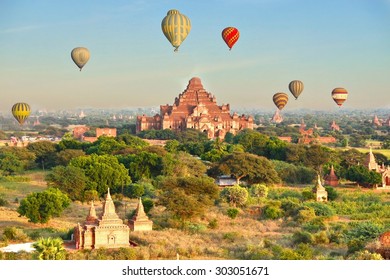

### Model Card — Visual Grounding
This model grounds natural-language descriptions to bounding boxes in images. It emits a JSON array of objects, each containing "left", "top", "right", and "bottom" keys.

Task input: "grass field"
[{"left": 1, "top": 171, "right": 390, "bottom": 260}]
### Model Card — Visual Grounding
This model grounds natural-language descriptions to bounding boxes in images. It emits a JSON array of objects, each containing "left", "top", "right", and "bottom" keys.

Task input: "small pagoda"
[
  {"left": 128, "top": 198, "right": 153, "bottom": 232},
  {"left": 74, "top": 188, "right": 130, "bottom": 249},
  {"left": 324, "top": 165, "right": 339, "bottom": 187},
  {"left": 313, "top": 175, "right": 328, "bottom": 202}
]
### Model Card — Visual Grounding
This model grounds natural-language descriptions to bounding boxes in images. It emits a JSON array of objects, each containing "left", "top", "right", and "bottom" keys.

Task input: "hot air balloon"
[
  {"left": 161, "top": 9, "right": 191, "bottom": 52},
  {"left": 71, "top": 47, "right": 90, "bottom": 71},
  {"left": 273, "top": 92, "right": 289, "bottom": 110},
  {"left": 331, "top": 87, "right": 348, "bottom": 107},
  {"left": 289, "top": 80, "right": 304, "bottom": 100},
  {"left": 12, "top": 102, "right": 31, "bottom": 125},
  {"left": 222, "top": 27, "right": 240, "bottom": 50}
]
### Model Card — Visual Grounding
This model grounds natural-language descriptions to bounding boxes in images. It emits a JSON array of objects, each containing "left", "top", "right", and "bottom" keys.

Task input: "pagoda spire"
[
  {"left": 86, "top": 200, "right": 98, "bottom": 224},
  {"left": 101, "top": 188, "right": 120, "bottom": 219},
  {"left": 366, "top": 147, "right": 379, "bottom": 171}
]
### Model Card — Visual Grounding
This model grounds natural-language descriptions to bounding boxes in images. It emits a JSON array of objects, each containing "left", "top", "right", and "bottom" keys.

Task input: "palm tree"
[{"left": 33, "top": 237, "right": 66, "bottom": 260}]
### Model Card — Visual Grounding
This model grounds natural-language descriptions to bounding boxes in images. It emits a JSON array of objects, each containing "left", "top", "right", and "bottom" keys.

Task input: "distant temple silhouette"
[{"left": 136, "top": 77, "right": 254, "bottom": 139}]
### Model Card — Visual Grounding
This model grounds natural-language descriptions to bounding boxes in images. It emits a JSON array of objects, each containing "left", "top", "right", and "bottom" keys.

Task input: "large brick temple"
[{"left": 136, "top": 77, "right": 254, "bottom": 139}]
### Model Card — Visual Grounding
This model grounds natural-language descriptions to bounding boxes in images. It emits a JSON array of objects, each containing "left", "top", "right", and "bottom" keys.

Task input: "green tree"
[
  {"left": 346, "top": 165, "right": 382, "bottom": 186},
  {"left": 86, "top": 136, "right": 127, "bottom": 155},
  {"left": 26, "top": 140, "right": 57, "bottom": 170},
  {"left": 55, "top": 149, "right": 85, "bottom": 166},
  {"left": 0, "top": 152, "right": 24, "bottom": 175},
  {"left": 209, "top": 152, "right": 280, "bottom": 184},
  {"left": 158, "top": 176, "right": 219, "bottom": 220},
  {"left": 117, "top": 133, "right": 149, "bottom": 149},
  {"left": 45, "top": 165, "right": 88, "bottom": 201},
  {"left": 233, "top": 129, "right": 268, "bottom": 155},
  {"left": 303, "top": 145, "right": 331, "bottom": 175},
  {"left": 17, "top": 188, "right": 71, "bottom": 223},
  {"left": 162, "top": 151, "right": 207, "bottom": 177},
  {"left": 0, "top": 147, "right": 36, "bottom": 170},
  {"left": 70, "top": 154, "right": 131, "bottom": 196},
  {"left": 33, "top": 237, "right": 66, "bottom": 260}
]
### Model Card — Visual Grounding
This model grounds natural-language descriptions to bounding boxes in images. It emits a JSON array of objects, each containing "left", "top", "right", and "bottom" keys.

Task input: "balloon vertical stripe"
[
  {"left": 288, "top": 80, "right": 304, "bottom": 99},
  {"left": 161, "top": 9, "right": 191, "bottom": 52},
  {"left": 12, "top": 102, "right": 31, "bottom": 125}
]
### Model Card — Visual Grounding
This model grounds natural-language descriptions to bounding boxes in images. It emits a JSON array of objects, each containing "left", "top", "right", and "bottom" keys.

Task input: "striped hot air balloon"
[
  {"left": 273, "top": 93, "right": 289, "bottom": 110},
  {"left": 71, "top": 47, "right": 90, "bottom": 71},
  {"left": 161, "top": 9, "right": 191, "bottom": 52},
  {"left": 12, "top": 102, "right": 31, "bottom": 125},
  {"left": 222, "top": 27, "right": 240, "bottom": 50},
  {"left": 288, "top": 80, "right": 304, "bottom": 100},
  {"left": 331, "top": 88, "right": 348, "bottom": 107}
]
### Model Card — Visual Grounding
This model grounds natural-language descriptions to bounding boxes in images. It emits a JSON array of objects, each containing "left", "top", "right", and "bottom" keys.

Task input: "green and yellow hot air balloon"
[
  {"left": 12, "top": 102, "right": 31, "bottom": 125},
  {"left": 161, "top": 9, "right": 191, "bottom": 52},
  {"left": 71, "top": 47, "right": 90, "bottom": 71},
  {"left": 272, "top": 92, "right": 289, "bottom": 110}
]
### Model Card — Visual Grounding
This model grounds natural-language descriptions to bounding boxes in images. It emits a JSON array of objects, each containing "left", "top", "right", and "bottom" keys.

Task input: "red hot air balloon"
[
  {"left": 331, "top": 87, "right": 348, "bottom": 107},
  {"left": 222, "top": 27, "right": 240, "bottom": 50}
]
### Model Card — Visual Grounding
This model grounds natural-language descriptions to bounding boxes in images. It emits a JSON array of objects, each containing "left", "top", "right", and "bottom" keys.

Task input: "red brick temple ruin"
[
  {"left": 324, "top": 165, "right": 339, "bottom": 187},
  {"left": 136, "top": 77, "right": 254, "bottom": 139}
]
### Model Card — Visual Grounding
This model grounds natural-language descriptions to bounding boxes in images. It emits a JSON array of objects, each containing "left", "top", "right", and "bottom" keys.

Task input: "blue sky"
[{"left": 1, "top": 0, "right": 389, "bottom": 113}]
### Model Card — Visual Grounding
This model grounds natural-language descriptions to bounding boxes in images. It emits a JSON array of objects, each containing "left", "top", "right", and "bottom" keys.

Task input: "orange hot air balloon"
[
  {"left": 273, "top": 92, "right": 289, "bottom": 110},
  {"left": 288, "top": 80, "right": 304, "bottom": 100},
  {"left": 331, "top": 87, "right": 348, "bottom": 107},
  {"left": 222, "top": 27, "right": 240, "bottom": 50}
]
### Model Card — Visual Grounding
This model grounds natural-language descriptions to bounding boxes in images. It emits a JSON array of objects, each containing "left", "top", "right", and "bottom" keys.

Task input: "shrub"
[
  {"left": 313, "top": 231, "right": 330, "bottom": 245},
  {"left": 296, "top": 207, "right": 316, "bottom": 224},
  {"left": 280, "top": 197, "right": 302, "bottom": 217},
  {"left": 263, "top": 201, "right": 284, "bottom": 220},
  {"left": 208, "top": 218, "right": 218, "bottom": 229},
  {"left": 220, "top": 185, "right": 249, "bottom": 207},
  {"left": 301, "top": 188, "right": 316, "bottom": 201},
  {"left": 292, "top": 231, "right": 314, "bottom": 245},
  {"left": 302, "top": 218, "right": 327, "bottom": 233},
  {"left": 223, "top": 232, "right": 239, "bottom": 242},
  {"left": 185, "top": 222, "right": 207, "bottom": 234},
  {"left": 325, "top": 186, "right": 338, "bottom": 201},
  {"left": 304, "top": 202, "right": 335, "bottom": 217},
  {"left": 0, "top": 195, "right": 7, "bottom": 207},
  {"left": 226, "top": 208, "right": 239, "bottom": 219},
  {"left": 2, "top": 227, "right": 29, "bottom": 242}
]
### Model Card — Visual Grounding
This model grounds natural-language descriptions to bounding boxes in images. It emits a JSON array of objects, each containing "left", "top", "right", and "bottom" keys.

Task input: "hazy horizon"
[{"left": 1, "top": 0, "right": 389, "bottom": 112}]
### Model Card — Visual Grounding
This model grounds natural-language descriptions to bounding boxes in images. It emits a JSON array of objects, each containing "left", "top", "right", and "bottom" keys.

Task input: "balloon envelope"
[
  {"left": 331, "top": 87, "right": 348, "bottom": 106},
  {"left": 161, "top": 9, "right": 191, "bottom": 52},
  {"left": 12, "top": 102, "right": 31, "bottom": 125},
  {"left": 71, "top": 47, "right": 90, "bottom": 71},
  {"left": 222, "top": 27, "right": 240, "bottom": 50},
  {"left": 273, "top": 93, "right": 289, "bottom": 110},
  {"left": 288, "top": 80, "right": 304, "bottom": 99}
]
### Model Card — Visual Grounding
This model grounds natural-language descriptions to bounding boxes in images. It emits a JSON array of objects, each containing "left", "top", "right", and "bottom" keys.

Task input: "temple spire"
[
  {"left": 101, "top": 188, "right": 120, "bottom": 219},
  {"left": 86, "top": 200, "right": 98, "bottom": 224}
]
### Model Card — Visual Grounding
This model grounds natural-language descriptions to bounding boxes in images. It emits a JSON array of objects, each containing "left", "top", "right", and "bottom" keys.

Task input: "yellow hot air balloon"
[
  {"left": 161, "top": 9, "right": 191, "bottom": 52},
  {"left": 273, "top": 92, "right": 289, "bottom": 110},
  {"left": 71, "top": 47, "right": 90, "bottom": 71},
  {"left": 12, "top": 102, "right": 31, "bottom": 125},
  {"left": 331, "top": 87, "right": 348, "bottom": 107},
  {"left": 288, "top": 80, "right": 304, "bottom": 100}
]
